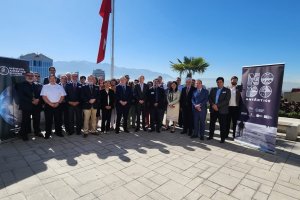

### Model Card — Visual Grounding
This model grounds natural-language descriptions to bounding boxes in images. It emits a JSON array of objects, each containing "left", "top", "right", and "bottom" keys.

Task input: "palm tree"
[{"left": 170, "top": 56, "right": 209, "bottom": 78}]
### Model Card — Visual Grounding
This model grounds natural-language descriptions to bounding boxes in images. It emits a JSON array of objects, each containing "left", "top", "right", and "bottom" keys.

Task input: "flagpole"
[{"left": 111, "top": 0, "right": 115, "bottom": 79}]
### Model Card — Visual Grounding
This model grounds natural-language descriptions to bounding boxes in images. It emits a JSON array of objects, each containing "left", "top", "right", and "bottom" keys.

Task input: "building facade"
[
  {"left": 92, "top": 69, "right": 105, "bottom": 80},
  {"left": 20, "top": 53, "right": 53, "bottom": 80}
]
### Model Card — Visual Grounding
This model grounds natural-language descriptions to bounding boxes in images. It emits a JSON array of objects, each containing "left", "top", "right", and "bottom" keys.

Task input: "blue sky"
[{"left": 0, "top": 0, "right": 299, "bottom": 83}]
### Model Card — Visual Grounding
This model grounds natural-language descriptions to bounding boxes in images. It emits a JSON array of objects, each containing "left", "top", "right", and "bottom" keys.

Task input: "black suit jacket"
[
  {"left": 65, "top": 82, "right": 82, "bottom": 103},
  {"left": 229, "top": 85, "right": 242, "bottom": 107},
  {"left": 180, "top": 86, "right": 196, "bottom": 109},
  {"left": 43, "top": 76, "right": 60, "bottom": 85},
  {"left": 133, "top": 83, "right": 149, "bottom": 105},
  {"left": 100, "top": 89, "right": 115, "bottom": 109},
  {"left": 147, "top": 86, "right": 166, "bottom": 109},
  {"left": 34, "top": 82, "right": 43, "bottom": 108},
  {"left": 209, "top": 87, "right": 231, "bottom": 114},
  {"left": 18, "top": 81, "right": 40, "bottom": 111},
  {"left": 115, "top": 84, "right": 133, "bottom": 109},
  {"left": 81, "top": 84, "right": 100, "bottom": 109}
]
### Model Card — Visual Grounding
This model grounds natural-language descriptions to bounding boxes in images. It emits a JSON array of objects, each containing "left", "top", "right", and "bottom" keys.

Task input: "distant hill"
[
  {"left": 53, "top": 60, "right": 299, "bottom": 91},
  {"left": 54, "top": 61, "right": 175, "bottom": 82}
]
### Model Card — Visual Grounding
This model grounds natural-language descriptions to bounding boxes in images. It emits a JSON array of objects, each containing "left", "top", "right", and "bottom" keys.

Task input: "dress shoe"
[
  {"left": 207, "top": 137, "right": 213, "bottom": 140},
  {"left": 170, "top": 130, "right": 175, "bottom": 133},
  {"left": 91, "top": 132, "right": 99, "bottom": 135},
  {"left": 148, "top": 129, "right": 154, "bottom": 132},
  {"left": 124, "top": 129, "right": 129, "bottom": 133},
  {"left": 200, "top": 136, "right": 204, "bottom": 140},
  {"left": 115, "top": 130, "right": 120, "bottom": 134},
  {"left": 56, "top": 133, "right": 64, "bottom": 137},
  {"left": 44, "top": 135, "right": 50, "bottom": 139},
  {"left": 22, "top": 136, "right": 29, "bottom": 141},
  {"left": 34, "top": 132, "right": 44, "bottom": 137},
  {"left": 180, "top": 131, "right": 187, "bottom": 134},
  {"left": 83, "top": 134, "right": 88, "bottom": 138},
  {"left": 143, "top": 127, "right": 147, "bottom": 131},
  {"left": 220, "top": 140, "right": 225, "bottom": 143},
  {"left": 135, "top": 128, "right": 139, "bottom": 132},
  {"left": 156, "top": 130, "right": 161, "bottom": 133},
  {"left": 190, "top": 135, "right": 198, "bottom": 138}
]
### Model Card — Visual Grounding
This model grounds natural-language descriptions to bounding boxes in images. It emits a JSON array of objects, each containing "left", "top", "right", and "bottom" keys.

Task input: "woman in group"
[
  {"left": 166, "top": 81, "right": 181, "bottom": 133},
  {"left": 110, "top": 79, "right": 118, "bottom": 130}
]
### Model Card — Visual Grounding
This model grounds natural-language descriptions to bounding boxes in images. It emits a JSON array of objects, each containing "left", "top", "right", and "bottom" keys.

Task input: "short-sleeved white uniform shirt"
[{"left": 41, "top": 83, "right": 66, "bottom": 103}]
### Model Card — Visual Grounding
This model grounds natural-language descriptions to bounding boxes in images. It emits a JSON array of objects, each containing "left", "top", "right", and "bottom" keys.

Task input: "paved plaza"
[{"left": 0, "top": 129, "right": 300, "bottom": 200}]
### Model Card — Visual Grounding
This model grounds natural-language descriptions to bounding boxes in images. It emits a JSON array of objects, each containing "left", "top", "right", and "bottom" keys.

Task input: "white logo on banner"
[
  {"left": 261, "top": 72, "right": 274, "bottom": 85},
  {"left": 246, "top": 72, "right": 274, "bottom": 98},
  {"left": 0, "top": 66, "right": 9, "bottom": 75},
  {"left": 246, "top": 73, "right": 260, "bottom": 97},
  {"left": 259, "top": 86, "right": 272, "bottom": 98}
]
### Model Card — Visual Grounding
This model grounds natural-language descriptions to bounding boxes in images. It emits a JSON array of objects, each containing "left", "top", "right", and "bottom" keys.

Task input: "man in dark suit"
[
  {"left": 115, "top": 76, "right": 133, "bottom": 134},
  {"left": 43, "top": 66, "right": 60, "bottom": 84},
  {"left": 65, "top": 73, "right": 82, "bottom": 135},
  {"left": 99, "top": 80, "right": 115, "bottom": 133},
  {"left": 133, "top": 75, "right": 149, "bottom": 132},
  {"left": 227, "top": 76, "right": 242, "bottom": 140},
  {"left": 192, "top": 80, "right": 209, "bottom": 140},
  {"left": 180, "top": 78, "right": 196, "bottom": 136},
  {"left": 81, "top": 75, "right": 99, "bottom": 137},
  {"left": 59, "top": 75, "right": 70, "bottom": 134},
  {"left": 147, "top": 79, "right": 166, "bottom": 133},
  {"left": 18, "top": 72, "right": 41, "bottom": 140},
  {"left": 32, "top": 72, "right": 44, "bottom": 137},
  {"left": 208, "top": 77, "right": 231, "bottom": 143}
]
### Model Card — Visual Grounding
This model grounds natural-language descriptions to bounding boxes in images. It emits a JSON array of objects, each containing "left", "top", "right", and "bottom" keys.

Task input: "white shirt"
[
  {"left": 106, "top": 89, "right": 110, "bottom": 105},
  {"left": 41, "top": 83, "right": 66, "bottom": 103},
  {"left": 229, "top": 86, "right": 237, "bottom": 106},
  {"left": 140, "top": 83, "right": 144, "bottom": 92}
]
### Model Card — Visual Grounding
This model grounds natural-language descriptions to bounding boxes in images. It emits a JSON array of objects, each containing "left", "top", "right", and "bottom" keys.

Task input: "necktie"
[
  {"left": 90, "top": 85, "right": 93, "bottom": 94},
  {"left": 73, "top": 83, "right": 76, "bottom": 91},
  {"left": 186, "top": 87, "right": 190, "bottom": 96}
]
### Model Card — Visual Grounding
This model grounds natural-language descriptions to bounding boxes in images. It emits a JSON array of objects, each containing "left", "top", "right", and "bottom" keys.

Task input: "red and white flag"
[{"left": 97, "top": 0, "right": 111, "bottom": 63}]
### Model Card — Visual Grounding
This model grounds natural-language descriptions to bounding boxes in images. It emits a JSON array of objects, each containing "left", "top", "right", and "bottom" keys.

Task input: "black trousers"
[
  {"left": 150, "top": 107, "right": 163, "bottom": 131},
  {"left": 44, "top": 104, "right": 62, "bottom": 136},
  {"left": 182, "top": 106, "right": 194, "bottom": 134},
  {"left": 20, "top": 110, "right": 32, "bottom": 139},
  {"left": 61, "top": 102, "right": 70, "bottom": 133},
  {"left": 136, "top": 103, "right": 146, "bottom": 129},
  {"left": 32, "top": 106, "right": 41, "bottom": 134},
  {"left": 68, "top": 104, "right": 82, "bottom": 134},
  {"left": 116, "top": 106, "right": 129, "bottom": 131},
  {"left": 101, "top": 108, "right": 112, "bottom": 132},
  {"left": 227, "top": 106, "right": 239, "bottom": 138},
  {"left": 209, "top": 111, "right": 228, "bottom": 142}
]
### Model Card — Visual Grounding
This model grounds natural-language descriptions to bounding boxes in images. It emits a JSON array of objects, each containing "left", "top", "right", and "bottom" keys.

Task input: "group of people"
[{"left": 18, "top": 66, "right": 241, "bottom": 144}]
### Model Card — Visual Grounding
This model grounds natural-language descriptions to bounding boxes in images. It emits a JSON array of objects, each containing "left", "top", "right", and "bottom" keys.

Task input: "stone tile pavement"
[{"left": 0, "top": 129, "right": 300, "bottom": 200}]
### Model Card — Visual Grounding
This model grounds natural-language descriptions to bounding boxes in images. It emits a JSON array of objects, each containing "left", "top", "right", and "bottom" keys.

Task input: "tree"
[{"left": 170, "top": 56, "right": 209, "bottom": 78}]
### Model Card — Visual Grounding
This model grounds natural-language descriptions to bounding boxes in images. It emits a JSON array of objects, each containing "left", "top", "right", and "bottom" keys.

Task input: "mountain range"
[
  {"left": 54, "top": 61, "right": 174, "bottom": 82},
  {"left": 54, "top": 61, "right": 300, "bottom": 92}
]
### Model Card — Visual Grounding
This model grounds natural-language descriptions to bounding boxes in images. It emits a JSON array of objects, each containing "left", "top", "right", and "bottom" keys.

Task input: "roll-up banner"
[
  {"left": 236, "top": 63, "right": 285, "bottom": 154},
  {"left": 0, "top": 57, "right": 29, "bottom": 141}
]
